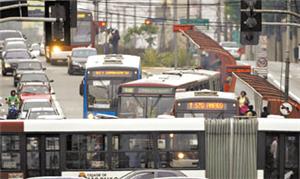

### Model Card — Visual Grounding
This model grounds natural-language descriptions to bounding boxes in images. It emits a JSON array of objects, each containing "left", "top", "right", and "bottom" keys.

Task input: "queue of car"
[{"left": 0, "top": 29, "right": 63, "bottom": 120}]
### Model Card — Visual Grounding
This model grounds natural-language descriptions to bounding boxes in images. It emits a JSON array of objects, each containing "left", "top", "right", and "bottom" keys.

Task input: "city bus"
[
  {"left": 46, "top": 11, "right": 96, "bottom": 65},
  {"left": 1, "top": 118, "right": 299, "bottom": 179},
  {"left": 173, "top": 90, "right": 238, "bottom": 118},
  {"left": 117, "top": 69, "right": 220, "bottom": 118},
  {"left": 80, "top": 54, "right": 141, "bottom": 118}
]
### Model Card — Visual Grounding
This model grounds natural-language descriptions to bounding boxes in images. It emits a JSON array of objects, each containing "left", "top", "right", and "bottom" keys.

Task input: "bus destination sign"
[
  {"left": 121, "top": 87, "right": 174, "bottom": 95},
  {"left": 187, "top": 102, "right": 225, "bottom": 110},
  {"left": 90, "top": 70, "right": 132, "bottom": 78}
]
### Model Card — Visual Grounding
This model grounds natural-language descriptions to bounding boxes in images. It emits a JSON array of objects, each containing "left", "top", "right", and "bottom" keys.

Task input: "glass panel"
[
  {"left": 157, "top": 172, "right": 179, "bottom": 177},
  {"left": 86, "top": 152, "right": 107, "bottom": 169},
  {"left": 27, "top": 137, "right": 39, "bottom": 150},
  {"left": 1, "top": 135, "right": 20, "bottom": 151},
  {"left": 131, "top": 172, "right": 154, "bottom": 179},
  {"left": 264, "top": 135, "right": 279, "bottom": 179},
  {"left": 27, "top": 152, "right": 40, "bottom": 169},
  {"left": 1, "top": 153, "right": 21, "bottom": 169},
  {"left": 46, "top": 152, "right": 60, "bottom": 169},
  {"left": 112, "top": 152, "right": 154, "bottom": 169},
  {"left": 86, "top": 135, "right": 106, "bottom": 151},
  {"left": 116, "top": 134, "right": 153, "bottom": 151},
  {"left": 159, "top": 152, "right": 199, "bottom": 168},
  {"left": 284, "top": 136, "right": 298, "bottom": 179},
  {"left": 158, "top": 133, "right": 198, "bottom": 150},
  {"left": 46, "top": 137, "right": 60, "bottom": 150}
]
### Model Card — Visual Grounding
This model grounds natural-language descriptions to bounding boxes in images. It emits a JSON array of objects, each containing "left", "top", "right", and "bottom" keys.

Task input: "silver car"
[{"left": 67, "top": 47, "right": 97, "bottom": 75}]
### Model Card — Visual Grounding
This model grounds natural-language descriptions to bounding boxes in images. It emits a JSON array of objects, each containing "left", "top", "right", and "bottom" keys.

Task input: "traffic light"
[
  {"left": 144, "top": 18, "right": 152, "bottom": 25},
  {"left": 240, "top": 0, "right": 262, "bottom": 45}
]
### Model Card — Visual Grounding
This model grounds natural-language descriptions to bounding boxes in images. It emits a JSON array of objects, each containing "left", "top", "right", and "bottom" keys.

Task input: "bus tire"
[
  {"left": 2, "top": 70, "right": 7, "bottom": 76},
  {"left": 68, "top": 65, "right": 73, "bottom": 75}
]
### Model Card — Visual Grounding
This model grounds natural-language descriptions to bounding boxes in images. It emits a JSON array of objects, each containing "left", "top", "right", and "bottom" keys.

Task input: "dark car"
[
  {"left": 17, "top": 71, "right": 53, "bottom": 90},
  {"left": 120, "top": 170, "right": 186, "bottom": 179},
  {"left": 1, "top": 49, "right": 31, "bottom": 76},
  {"left": 13, "top": 59, "right": 45, "bottom": 86},
  {"left": 67, "top": 47, "right": 97, "bottom": 75}
]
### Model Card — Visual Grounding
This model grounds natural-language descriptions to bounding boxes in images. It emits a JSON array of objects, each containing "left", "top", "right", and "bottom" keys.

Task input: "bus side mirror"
[{"left": 79, "top": 82, "right": 83, "bottom": 96}]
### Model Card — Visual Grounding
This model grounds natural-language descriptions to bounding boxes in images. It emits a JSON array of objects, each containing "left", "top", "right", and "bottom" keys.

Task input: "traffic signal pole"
[
  {"left": 173, "top": 0, "right": 178, "bottom": 69},
  {"left": 284, "top": 0, "right": 291, "bottom": 102}
]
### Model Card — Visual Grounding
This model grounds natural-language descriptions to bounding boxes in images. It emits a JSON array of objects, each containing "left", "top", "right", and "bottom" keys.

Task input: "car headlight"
[
  {"left": 16, "top": 74, "right": 21, "bottom": 78},
  {"left": 4, "top": 63, "right": 11, "bottom": 68},
  {"left": 52, "top": 46, "right": 61, "bottom": 54},
  {"left": 88, "top": 113, "right": 94, "bottom": 119}
]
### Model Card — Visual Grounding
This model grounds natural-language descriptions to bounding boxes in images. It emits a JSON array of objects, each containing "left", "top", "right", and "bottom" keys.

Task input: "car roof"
[
  {"left": 21, "top": 82, "right": 49, "bottom": 86},
  {"left": 5, "top": 48, "right": 28, "bottom": 52},
  {"left": 4, "top": 37, "right": 25, "bottom": 41},
  {"left": 21, "top": 71, "right": 46, "bottom": 74},
  {"left": 17, "top": 59, "right": 41, "bottom": 63},
  {"left": 6, "top": 41, "right": 26, "bottom": 45},
  {"left": 23, "top": 98, "right": 51, "bottom": 103},
  {"left": 29, "top": 107, "right": 56, "bottom": 112}
]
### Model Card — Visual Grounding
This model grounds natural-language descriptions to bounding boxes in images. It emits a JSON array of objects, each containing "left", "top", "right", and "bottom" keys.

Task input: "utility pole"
[
  {"left": 217, "top": 0, "right": 221, "bottom": 42},
  {"left": 284, "top": 0, "right": 291, "bottom": 101},
  {"left": 134, "top": 5, "right": 136, "bottom": 29},
  {"left": 159, "top": 0, "right": 167, "bottom": 52},
  {"left": 117, "top": 13, "right": 120, "bottom": 31},
  {"left": 186, "top": 0, "right": 190, "bottom": 66},
  {"left": 105, "top": 0, "right": 108, "bottom": 47},
  {"left": 94, "top": 0, "right": 99, "bottom": 48},
  {"left": 198, "top": 0, "right": 202, "bottom": 19},
  {"left": 149, "top": 0, "right": 152, "bottom": 18},
  {"left": 173, "top": 0, "right": 178, "bottom": 68},
  {"left": 123, "top": 7, "right": 126, "bottom": 34}
]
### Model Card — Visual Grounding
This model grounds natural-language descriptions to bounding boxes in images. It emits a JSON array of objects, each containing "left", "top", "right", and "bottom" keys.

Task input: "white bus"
[{"left": 0, "top": 118, "right": 299, "bottom": 179}]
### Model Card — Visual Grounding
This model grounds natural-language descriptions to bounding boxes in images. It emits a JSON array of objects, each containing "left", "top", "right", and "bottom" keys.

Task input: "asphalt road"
[{"left": 0, "top": 56, "right": 83, "bottom": 118}]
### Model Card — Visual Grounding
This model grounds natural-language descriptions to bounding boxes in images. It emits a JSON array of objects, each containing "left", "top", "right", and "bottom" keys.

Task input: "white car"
[
  {"left": 19, "top": 99, "right": 52, "bottom": 119},
  {"left": 30, "top": 43, "right": 41, "bottom": 57},
  {"left": 25, "top": 107, "right": 60, "bottom": 119},
  {"left": 219, "top": 41, "right": 241, "bottom": 59}
]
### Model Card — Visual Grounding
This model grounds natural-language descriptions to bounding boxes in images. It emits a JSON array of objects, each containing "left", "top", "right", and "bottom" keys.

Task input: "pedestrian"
[
  {"left": 246, "top": 105, "right": 257, "bottom": 117},
  {"left": 237, "top": 90, "right": 249, "bottom": 115},
  {"left": 111, "top": 29, "right": 120, "bottom": 54},
  {"left": 261, "top": 106, "right": 269, "bottom": 117}
]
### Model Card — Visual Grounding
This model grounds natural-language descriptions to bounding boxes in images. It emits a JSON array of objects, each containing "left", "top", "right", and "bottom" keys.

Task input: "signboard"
[
  {"left": 121, "top": 87, "right": 174, "bottom": 95},
  {"left": 28, "top": 0, "right": 44, "bottom": 17},
  {"left": 255, "top": 48, "right": 268, "bottom": 78},
  {"left": 280, "top": 102, "right": 293, "bottom": 116},
  {"left": 173, "top": 24, "right": 194, "bottom": 32},
  {"left": 180, "top": 18, "right": 209, "bottom": 26},
  {"left": 89, "top": 70, "right": 132, "bottom": 78},
  {"left": 187, "top": 102, "right": 226, "bottom": 110}
]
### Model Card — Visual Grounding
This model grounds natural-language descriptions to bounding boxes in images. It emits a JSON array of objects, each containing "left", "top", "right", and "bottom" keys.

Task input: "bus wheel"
[{"left": 68, "top": 65, "right": 73, "bottom": 75}]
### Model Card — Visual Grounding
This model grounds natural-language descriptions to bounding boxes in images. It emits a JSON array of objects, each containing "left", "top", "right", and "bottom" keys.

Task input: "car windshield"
[
  {"left": 5, "top": 42, "right": 27, "bottom": 50},
  {"left": 21, "top": 86, "right": 49, "bottom": 94},
  {"left": 5, "top": 51, "right": 30, "bottom": 59},
  {"left": 17, "top": 62, "right": 42, "bottom": 70},
  {"left": 20, "top": 74, "right": 48, "bottom": 83},
  {"left": 118, "top": 96, "right": 175, "bottom": 118},
  {"left": 23, "top": 102, "right": 51, "bottom": 112},
  {"left": 28, "top": 110, "right": 57, "bottom": 119},
  {"left": 0, "top": 31, "right": 22, "bottom": 40},
  {"left": 72, "top": 49, "right": 96, "bottom": 58}
]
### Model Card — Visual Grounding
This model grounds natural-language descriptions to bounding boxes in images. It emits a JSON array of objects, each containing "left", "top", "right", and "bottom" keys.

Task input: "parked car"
[
  {"left": 67, "top": 47, "right": 97, "bottom": 75},
  {"left": 120, "top": 170, "right": 186, "bottom": 179},
  {"left": 18, "top": 71, "right": 53, "bottom": 90},
  {"left": 13, "top": 59, "right": 45, "bottom": 86},
  {"left": 25, "top": 107, "right": 59, "bottom": 119},
  {"left": 30, "top": 43, "right": 41, "bottom": 57},
  {"left": 19, "top": 99, "right": 53, "bottom": 119},
  {"left": 219, "top": 41, "right": 241, "bottom": 59},
  {"left": 1, "top": 49, "right": 31, "bottom": 76}
]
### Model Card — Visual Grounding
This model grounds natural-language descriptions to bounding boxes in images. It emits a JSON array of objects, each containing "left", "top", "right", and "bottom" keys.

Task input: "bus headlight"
[
  {"left": 88, "top": 113, "right": 94, "bottom": 119},
  {"left": 4, "top": 63, "right": 11, "bottom": 68},
  {"left": 177, "top": 152, "right": 185, "bottom": 159},
  {"left": 52, "top": 46, "right": 61, "bottom": 54}
]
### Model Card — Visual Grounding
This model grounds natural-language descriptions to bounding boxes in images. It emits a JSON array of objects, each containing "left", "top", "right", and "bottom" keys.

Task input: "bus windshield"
[
  {"left": 118, "top": 96, "right": 174, "bottom": 118},
  {"left": 71, "top": 21, "right": 91, "bottom": 43},
  {"left": 87, "top": 79, "right": 129, "bottom": 110},
  {"left": 175, "top": 100, "right": 237, "bottom": 119}
]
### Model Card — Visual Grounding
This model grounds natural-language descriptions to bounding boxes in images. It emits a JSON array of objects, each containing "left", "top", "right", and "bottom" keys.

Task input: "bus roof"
[
  {"left": 121, "top": 72, "right": 210, "bottom": 88},
  {"left": 86, "top": 54, "right": 140, "bottom": 69},
  {"left": 164, "top": 69, "right": 220, "bottom": 78},
  {"left": 175, "top": 90, "right": 237, "bottom": 101},
  {"left": 0, "top": 118, "right": 205, "bottom": 132}
]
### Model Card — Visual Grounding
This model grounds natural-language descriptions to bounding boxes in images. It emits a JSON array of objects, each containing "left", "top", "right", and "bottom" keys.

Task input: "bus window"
[
  {"left": 66, "top": 134, "right": 108, "bottom": 169},
  {"left": 112, "top": 134, "right": 155, "bottom": 169},
  {"left": 265, "top": 135, "right": 279, "bottom": 179},
  {"left": 1, "top": 135, "right": 21, "bottom": 170},
  {"left": 284, "top": 136, "right": 298, "bottom": 178},
  {"left": 157, "top": 133, "right": 199, "bottom": 168}
]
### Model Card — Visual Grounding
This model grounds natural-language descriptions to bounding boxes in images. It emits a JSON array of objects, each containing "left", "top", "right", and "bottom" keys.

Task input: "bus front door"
[{"left": 26, "top": 135, "right": 61, "bottom": 178}]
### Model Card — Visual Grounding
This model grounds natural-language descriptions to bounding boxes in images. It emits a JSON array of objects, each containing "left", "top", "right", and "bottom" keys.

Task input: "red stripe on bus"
[{"left": 0, "top": 121, "right": 24, "bottom": 133}]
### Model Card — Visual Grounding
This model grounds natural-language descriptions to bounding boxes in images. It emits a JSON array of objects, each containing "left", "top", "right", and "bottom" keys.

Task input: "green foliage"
[
  {"left": 123, "top": 24, "right": 158, "bottom": 48},
  {"left": 142, "top": 48, "right": 194, "bottom": 67}
]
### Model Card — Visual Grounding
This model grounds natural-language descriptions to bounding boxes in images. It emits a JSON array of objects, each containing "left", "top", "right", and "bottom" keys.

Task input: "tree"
[{"left": 123, "top": 23, "right": 158, "bottom": 48}]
